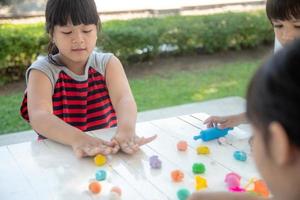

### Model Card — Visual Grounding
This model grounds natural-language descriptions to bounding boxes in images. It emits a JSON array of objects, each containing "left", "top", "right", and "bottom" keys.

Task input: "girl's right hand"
[
  {"left": 71, "top": 134, "right": 117, "bottom": 158},
  {"left": 112, "top": 131, "right": 157, "bottom": 154},
  {"left": 203, "top": 114, "right": 245, "bottom": 129}
]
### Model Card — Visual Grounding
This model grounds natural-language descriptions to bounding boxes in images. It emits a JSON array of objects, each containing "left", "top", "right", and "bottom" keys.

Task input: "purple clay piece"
[{"left": 149, "top": 155, "right": 162, "bottom": 169}]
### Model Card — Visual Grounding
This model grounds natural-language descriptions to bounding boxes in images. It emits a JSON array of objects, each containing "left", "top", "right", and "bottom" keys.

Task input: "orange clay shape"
[
  {"left": 171, "top": 170, "right": 184, "bottom": 182},
  {"left": 253, "top": 180, "right": 270, "bottom": 198},
  {"left": 89, "top": 181, "right": 101, "bottom": 194},
  {"left": 177, "top": 141, "right": 188, "bottom": 151},
  {"left": 111, "top": 186, "right": 122, "bottom": 196}
]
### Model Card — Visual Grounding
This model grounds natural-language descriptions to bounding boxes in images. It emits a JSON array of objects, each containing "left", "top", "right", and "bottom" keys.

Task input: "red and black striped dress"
[{"left": 20, "top": 52, "right": 117, "bottom": 139}]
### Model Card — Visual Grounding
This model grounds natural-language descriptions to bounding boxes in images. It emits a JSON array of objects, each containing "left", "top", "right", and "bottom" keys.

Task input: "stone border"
[{"left": 0, "top": 0, "right": 265, "bottom": 23}]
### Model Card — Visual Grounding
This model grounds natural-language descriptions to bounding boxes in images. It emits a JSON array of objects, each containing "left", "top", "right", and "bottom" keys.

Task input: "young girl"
[
  {"left": 189, "top": 39, "right": 300, "bottom": 200},
  {"left": 204, "top": 0, "right": 300, "bottom": 129},
  {"left": 20, "top": 0, "right": 156, "bottom": 158}
]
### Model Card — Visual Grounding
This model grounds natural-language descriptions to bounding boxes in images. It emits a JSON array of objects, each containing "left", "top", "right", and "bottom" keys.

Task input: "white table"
[{"left": 0, "top": 113, "right": 258, "bottom": 200}]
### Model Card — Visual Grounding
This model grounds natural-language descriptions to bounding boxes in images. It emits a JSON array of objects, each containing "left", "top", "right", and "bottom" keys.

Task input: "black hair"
[
  {"left": 246, "top": 39, "right": 300, "bottom": 148},
  {"left": 45, "top": 0, "right": 100, "bottom": 63},
  {"left": 266, "top": 0, "right": 300, "bottom": 22}
]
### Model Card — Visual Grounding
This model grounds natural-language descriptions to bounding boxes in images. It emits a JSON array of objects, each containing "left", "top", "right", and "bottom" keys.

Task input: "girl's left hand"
[{"left": 112, "top": 131, "right": 157, "bottom": 154}]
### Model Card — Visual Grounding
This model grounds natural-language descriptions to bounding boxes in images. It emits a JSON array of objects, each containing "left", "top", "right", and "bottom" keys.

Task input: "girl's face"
[
  {"left": 52, "top": 23, "right": 97, "bottom": 65},
  {"left": 273, "top": 18, "right": 300, "bottom": 46}
]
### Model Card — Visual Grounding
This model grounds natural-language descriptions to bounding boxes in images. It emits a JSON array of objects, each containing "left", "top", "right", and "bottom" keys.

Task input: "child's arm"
[
  {"left": 188, "top": 192, "right": 268, "bottom": 200},
  {"left": 27, "top": 70, "right": 116, "bottom": 157},
  {"left": 204, "top": 113, "right": 248, "bottom": 129},
  {"left": 105, "top": 56, "right": 156, "bottom": 154}
]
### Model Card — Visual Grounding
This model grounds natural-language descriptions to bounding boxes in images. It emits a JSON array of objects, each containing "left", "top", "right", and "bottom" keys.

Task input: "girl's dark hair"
[
  {"left": 266, "top": 0, "right": 300, "bottom": 22},
  {"left": 246, "top": 39, "right": 300, "bottom": 148},
  {"left": 45, "top": 0, "right": 100, "bottom": 63}
]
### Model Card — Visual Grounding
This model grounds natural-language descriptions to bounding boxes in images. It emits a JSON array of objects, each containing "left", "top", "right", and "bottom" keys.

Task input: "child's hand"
[
  {"left": 72, "top": 134, "right": 117, "bottom": 158},
  {"left": 188, "top": 192, "right": 265, "bottom": 200},
  {"left": 112, "top": 131, "right": 157, "bottom": 154},
  {"left": 204, "top": 114, "right": 245, "bottom": 129}
]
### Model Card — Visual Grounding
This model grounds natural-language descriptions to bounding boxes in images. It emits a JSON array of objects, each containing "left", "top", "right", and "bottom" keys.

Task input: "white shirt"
[{"left": 274, "top": 37, "right": 282, "bottom": 53}]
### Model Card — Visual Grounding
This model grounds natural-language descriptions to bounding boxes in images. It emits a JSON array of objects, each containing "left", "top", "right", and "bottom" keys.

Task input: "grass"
[
  {"left": 131, "top": 61, "right": 259, "bottom": 111},
  {"left": 0, "top": 93, "right": 31, "bottom": 134},
  {"left": 0, "top": 60, "right": 259, "bottom": 135}
]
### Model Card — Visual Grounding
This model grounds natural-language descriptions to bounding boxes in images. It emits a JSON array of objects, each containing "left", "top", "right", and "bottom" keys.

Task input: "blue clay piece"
[
  {"left": 95, "top": 169, "right": 107, "bottom": 181},
  {"left": 194, "top": 127, "right": 233, "bottom": 141},
  {"left": 233, "top": 151, "right": 247, "bottom": 161}
]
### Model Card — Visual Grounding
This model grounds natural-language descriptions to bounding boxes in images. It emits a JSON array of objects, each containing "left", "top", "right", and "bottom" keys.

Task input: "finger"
[
  {"left": 203, "top": 117, "right": 213, "bottom": 124},
  {"left": 204, "top": 118, "right": 218, "bottom": 128},
  {"left": 218, "top": 124, "right": 227, "bottom": 129},
  {"left": 101, "top": 140, "right": 114, "bottom": 147},
  {"left": 110, "top": 139, "right": 120, "bottom": 153},
  {"left": 129, "top": 140, "right": 140, "bottom": 150},
  {"left": 205, "top": 116, "right": 227, "bottom": 124},
  {"left": 91, "top": 145, "right": 112, "bottom": 156},
  {"left": 102, "top": 147, "right": 112, "bottom": 155},
  {"left": 218, "top": 122, "right": 231, "bottom": 129},
  {"left": 97, "top": 147, "right": 111, "bottom": 156},
  {"left": 87, "top": 147, "right": 100, "bottom": 156},
  {"left": 126, "top": 137, "right": 139, "bottom": 151},
  {"left": 74, "top": 148, "right": 85, "bottom": 158},
  {"left": 112, "top": 144, "right": 120, "bottom": 154},
  {"left": 137, "top": 135, "right": 157, "bottom": 146},
  {"left": 129, "top": 143, "right": 139, "bottom": 151},
  {"left": 83, "top": 146, "right": 99, "bottom": 157},
  {"left": 111, "top": 138, "right": 119, "bottom": 145},
  {"left": 203, "top": 116, "right": 219, "bottom": 124},
  {"left": 207, "top": 122, "right": 214, "bottom": 128},
  {"left": 121, "top": 143, "right": 135, "bottom": 154},
  {"left": 122, "top": 146, "right": 134, "bottom": 154}
]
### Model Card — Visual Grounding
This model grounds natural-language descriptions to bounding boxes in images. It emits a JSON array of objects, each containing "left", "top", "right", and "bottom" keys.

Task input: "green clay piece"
[{"left": 192, "top": 163, "right": 206, "bottom": 174}]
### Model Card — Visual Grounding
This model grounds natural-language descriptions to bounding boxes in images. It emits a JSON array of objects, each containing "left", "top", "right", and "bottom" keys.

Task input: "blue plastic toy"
[
  {"left": 233, "top": 151, "right": 247, "bottom": 161},
  {"left": 193, "top": 127, "right": 233, "bottom": 141}
]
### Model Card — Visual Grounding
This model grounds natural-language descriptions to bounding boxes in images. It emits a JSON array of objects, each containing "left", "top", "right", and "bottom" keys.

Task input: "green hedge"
[
  {"left": 0, "top": 11, "right": 273, "bottom": 85},
  {"left": 0, "top": 23, "right": 47, "bottom": 84}
]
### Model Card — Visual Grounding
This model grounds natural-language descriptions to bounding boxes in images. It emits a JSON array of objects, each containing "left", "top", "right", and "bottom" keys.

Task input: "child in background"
[
  {"left": 20, "top": 0, "right": 156, "bottom": 158},
  {"left": 204, "top": 0, "right": 300, "bottom": 129},
  {"left": 189, "top": 39, "right": 300, "bottom": 200}
]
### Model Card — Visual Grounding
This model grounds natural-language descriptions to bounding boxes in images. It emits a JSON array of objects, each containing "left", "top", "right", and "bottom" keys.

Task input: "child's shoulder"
[
  {"left": 88, "top": 51, "right": 115, "bottom": 75},
  {"left": 90, "top": 51, "right": 114, "bottom": 66},
  {"left": 29, "top": 55, "right": 61, "bottom": 72},
  {"left": 26, "top": 56, "right": 61, "bottom": 88}
]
